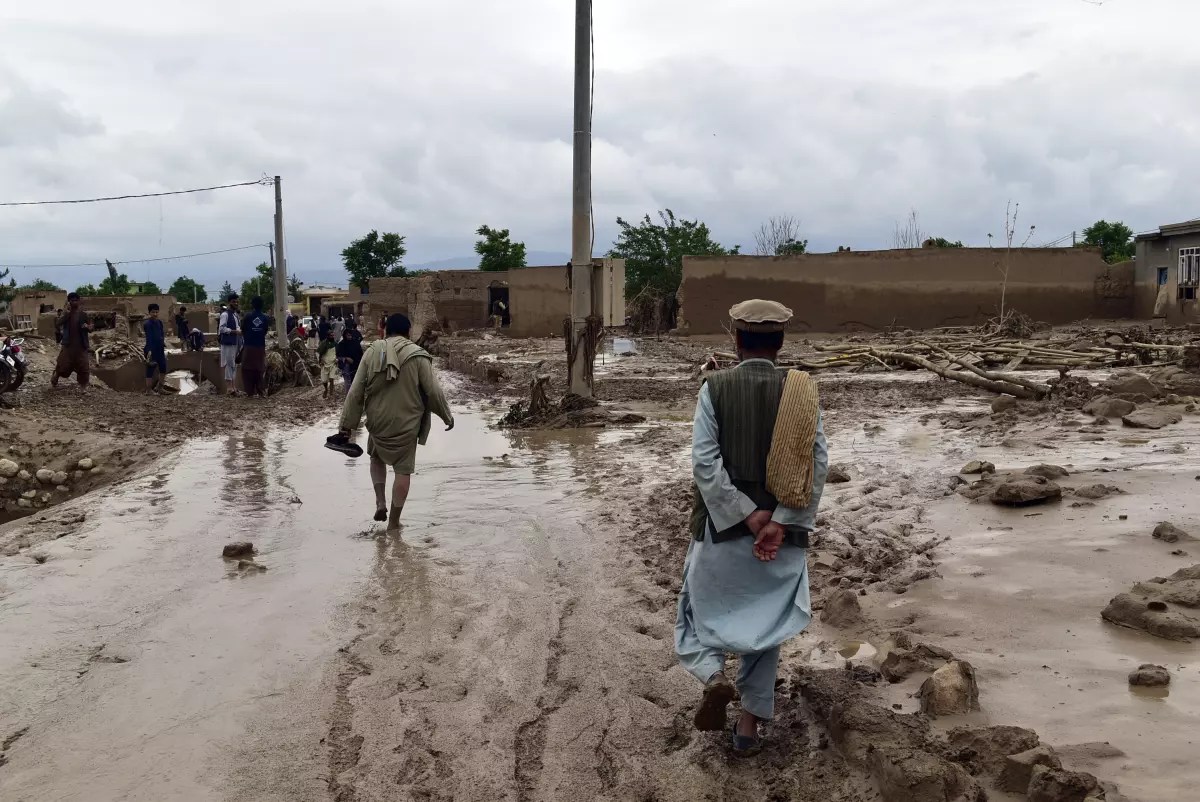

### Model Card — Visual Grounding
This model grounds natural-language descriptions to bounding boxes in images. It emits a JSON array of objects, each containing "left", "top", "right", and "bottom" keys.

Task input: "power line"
[
  {"left": 2, "top": 243, "right": 271, "bottom": 270},
  {"left": 0, "top": 177, "right": 273, "bottom": 207}
]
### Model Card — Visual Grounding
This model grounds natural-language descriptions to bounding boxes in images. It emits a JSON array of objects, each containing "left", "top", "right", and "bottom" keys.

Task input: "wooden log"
[{"left": 867, "top": 348, "right": 1047, "bottom": 398}]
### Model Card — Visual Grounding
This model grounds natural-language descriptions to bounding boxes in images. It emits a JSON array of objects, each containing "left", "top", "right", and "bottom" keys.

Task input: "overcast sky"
[{"left": 1, "top": 0, "right": 1196, "bottom": 289}]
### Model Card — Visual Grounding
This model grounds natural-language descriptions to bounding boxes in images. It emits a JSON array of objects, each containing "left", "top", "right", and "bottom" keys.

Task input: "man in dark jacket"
[
  {"left": 52, "top": 292, "right": 93, "bottom": 388},
  {"left": 335, "top": 327, "right": 364, "bottom": 392},
  {"left": 143, "top": 303, "right": 168, "bottom": 393},
  {"left": 174, "top": 306, "right": 189, "bottom": 346},
  {"left": 240, "top": 296, "right": 272, "bottom": 397}
]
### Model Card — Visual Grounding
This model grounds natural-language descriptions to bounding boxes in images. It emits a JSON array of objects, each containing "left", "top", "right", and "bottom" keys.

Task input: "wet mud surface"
[{"left": 2, "top": 333, "right": 1199, "bottom": 801}]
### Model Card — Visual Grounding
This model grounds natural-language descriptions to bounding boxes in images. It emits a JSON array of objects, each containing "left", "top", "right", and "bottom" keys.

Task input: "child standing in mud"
[
  {"left": 318, "top": 328, "right": 339, "bottom": 398},
  {"left": 143, "top": 303, "right": 168, "bottom": 394}
]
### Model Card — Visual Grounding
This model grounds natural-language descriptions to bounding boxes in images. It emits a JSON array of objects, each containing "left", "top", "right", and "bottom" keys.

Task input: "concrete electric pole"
[
  {"left": 272, "top": 176, "right": 288, "bottom": 343},
  {"left": 567, "top": 0, "right": 595, "bottom": 397}
]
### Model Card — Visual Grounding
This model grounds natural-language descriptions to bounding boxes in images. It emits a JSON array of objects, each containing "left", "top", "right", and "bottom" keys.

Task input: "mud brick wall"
[
  {"left": 505, "top": 266, "right": 570, "bottom": 337},
  {"left": 676, "top": 248, "right": 1134, "bottom": 334},
  {"left": 368, "top": 272, "right": 500, "bottom": 338}
]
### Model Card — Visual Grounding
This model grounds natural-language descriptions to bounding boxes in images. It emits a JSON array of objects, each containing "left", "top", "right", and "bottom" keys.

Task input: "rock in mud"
[
  {"left": 827, "top": 463, "right": 853, "bottom": 484},
  {"left": 1102, "top": 372, "right": 1161, "bottom": 399},
  {"left": 1128, "top": 663, "right": 1170, "bottom": 687},
  {"left": 35, "top": 469, "right": 53, "bottom": 484},
  {"left": 77, "top": 458, "right": 95, "bottom": 471},
  {"left": 821, "top": 589, "right": 866, "bottom": 628},
  {"left": 1101, "top": 592, "right": 1200, "bottom": 642},
  {"left": 912, "top": 642, "right": 954, "bottom": 661},
  {"left": 1026, "top": 765, "right": 1101, "bottom": 802},
  {"left": 1153, "top": 522, "right": 1191, "bottom": 543},
  {"left": 1122, "top": 409, "right": 1182, "bottom": 429},
  {"left": 918, "top": 661, "right": 980, "bottom": 717},
  {"left": 947, "top": 725, "right": 1040, "bottom": 777},
  {"left": 880, "top": 649, "right": 935, "bottom": 683},
  {"left": 1073, "top": 484, "right": 1118, "bottom": 500},
  {"left": 991, "top": 395, "right": 1019, "bottom": 413},
  {"left": 222, "top": 542, "right": 256, "bottom": 558},
  {"left": 0, "top": 458, "right": 18, "bottom": 478},
  {"left": 961, "top": 461, "right": 995, "bottom": 475},
  {"left": 1083, "top": 396, "right": 1136, "bottom": 419},
  {"left": 237, "top": 560, "right": 268, "bottom": 572},
  {"left": 989, "top": 477, "right": 1062, "bottom": 507},
  {"left": 50, "top": 471, "right": 68, "bottom": 486},
  {"left": 1024, "top": 464, "right": 1069, "bottom": 479},
  {"left": 17, "top": 470, "right": 31, "bottom": 481},
  {"left": 866, "top": 746, "right": 985, "bottom": 802},
  {"left": 998, "top": 746, "right": 1063, "bottom": 794}
]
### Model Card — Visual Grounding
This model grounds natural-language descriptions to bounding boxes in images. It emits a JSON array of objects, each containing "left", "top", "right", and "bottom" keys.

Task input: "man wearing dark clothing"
[
  {"left": 286, "top": 313, "right": 297, "bottom": 335},
  {"left": 53, "top": 292, "right": 92, "bottom": 388},
  {"left": 143, "top": 303, "right": 168, "bottom": 393},
  {"left": 318, "top": 315, "right": 331, "bottom": 342},
  {"left": 188, "top": 328, "right": 205, "bottom": 352},
  {"left": 175, "top": 307, "right": 189, "bottom": 345},
  {"left": 335, "top": 327, "right": 364, "bottom": 392},
  {"left": 241, "top": 296, "right": 272, "bottom": 398}
]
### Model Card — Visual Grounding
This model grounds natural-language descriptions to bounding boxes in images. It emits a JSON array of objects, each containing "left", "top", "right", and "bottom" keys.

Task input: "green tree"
[
  {"left": 922, "top": 237, "right": 964, "bottom": 248},
  {"left": 97, "top": 272, "right": 132, "bottom": 295},
  {"left": 474, "top": 225, "right": 528, "bottom": 272},
  {"left": 15, "top": 278, "right": 63, "bottom": 292},
  {"left": 218, "top": 281, "right": 235, "bottom": 302},
  {"left": 610, "top": 209, "right": 734, "bottom": 299},
  {"left": 168, "top": 275, "right": 208, "bottom": 303},
  {"left": 75, "top": 284, "right": 99, "bottom": 296},
  {"left": 138, "top": 280, "right": 163, "bottom": 294},
  {"left": 341, "top": 230, "right": 408, "bottom": 289},
  {"left": 1079, "top": 220, "right": 1135, "bottom": 264},
  {"left": 240, "top": 263, "right": 303, "bottom": 311}
]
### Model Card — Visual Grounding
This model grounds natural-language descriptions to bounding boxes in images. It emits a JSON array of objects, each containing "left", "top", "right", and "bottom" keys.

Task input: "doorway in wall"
[{"left": 488, "top": 285, "right": 511, "bottom": 327}]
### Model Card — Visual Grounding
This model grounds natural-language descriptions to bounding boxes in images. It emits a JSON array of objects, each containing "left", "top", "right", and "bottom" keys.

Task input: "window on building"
[
  {"left": 1157, "top": 267, "right": 1169, "bottom": 286},
  {"left": 14, "top": 315, "right": 32, "bottom": 328},
  {"left": 1179, "top": 247, "right": 1200, "bottom": 286}
]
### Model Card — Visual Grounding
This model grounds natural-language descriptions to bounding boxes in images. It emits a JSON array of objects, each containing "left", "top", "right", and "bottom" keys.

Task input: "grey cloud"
[{"left": 2, "top": 0, "right": 1199, "bottom": 292}]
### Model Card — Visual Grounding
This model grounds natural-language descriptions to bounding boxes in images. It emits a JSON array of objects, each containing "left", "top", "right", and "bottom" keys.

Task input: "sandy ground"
[{"left": 0, "top": 330, "right": 1198, "bottom": 801}]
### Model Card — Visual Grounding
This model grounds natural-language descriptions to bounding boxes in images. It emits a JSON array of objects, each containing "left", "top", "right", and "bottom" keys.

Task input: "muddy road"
[{"left": 0, "top": 398, "right": 865, "bottom": 802}]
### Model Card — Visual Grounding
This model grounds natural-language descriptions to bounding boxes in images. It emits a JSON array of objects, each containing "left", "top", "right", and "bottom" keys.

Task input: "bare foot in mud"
[
  {"left": 694, "top": 672, "right": 737, "bottom": 731},
  {"left": 373, "top": 508, "right": 387, "bottom": 522}
]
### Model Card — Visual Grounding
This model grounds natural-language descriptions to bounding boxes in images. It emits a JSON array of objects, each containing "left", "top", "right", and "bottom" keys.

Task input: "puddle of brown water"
[{"left": 0, "top": 403, "right": 597, "bottom": 801}]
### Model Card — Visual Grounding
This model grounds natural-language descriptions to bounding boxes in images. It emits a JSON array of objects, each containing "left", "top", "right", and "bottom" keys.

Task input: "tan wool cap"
[{"left": 729, "top": 299, "right": 793, "bottom": 332}]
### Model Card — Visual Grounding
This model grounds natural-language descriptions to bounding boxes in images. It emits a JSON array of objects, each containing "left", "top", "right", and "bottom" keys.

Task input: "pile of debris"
[
  {"left": 706, "top": 328, "right": 1199, "bottom": 400},
  {"left": 500, "top": 373, "right": 644, "bottom": 429}
]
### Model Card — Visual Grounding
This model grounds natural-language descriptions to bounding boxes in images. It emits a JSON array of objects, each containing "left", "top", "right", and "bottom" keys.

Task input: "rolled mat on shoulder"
[{"left": 765, "top": 369, "right": 820, "bottom": 508}]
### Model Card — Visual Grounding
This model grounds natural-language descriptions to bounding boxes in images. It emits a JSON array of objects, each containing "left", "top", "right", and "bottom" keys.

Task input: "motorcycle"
[{"left": 0, "top": 337, "right": 27, "bottom": 392}]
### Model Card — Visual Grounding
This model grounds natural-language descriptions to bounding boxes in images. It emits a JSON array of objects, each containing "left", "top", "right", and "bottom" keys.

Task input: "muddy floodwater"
[{"left": 0, "top": 404, "right": 639, "bottom": 800}]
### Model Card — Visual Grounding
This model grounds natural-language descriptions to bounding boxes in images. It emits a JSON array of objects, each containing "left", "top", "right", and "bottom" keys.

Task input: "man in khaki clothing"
[{"left": 337, "top": 313, "right": 454, "bottom": 529}]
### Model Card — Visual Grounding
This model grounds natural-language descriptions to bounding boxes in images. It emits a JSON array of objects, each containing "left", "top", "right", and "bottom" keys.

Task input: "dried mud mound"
[{"left": 1102, "top": 564, "right": 1200, "bottom": 641}]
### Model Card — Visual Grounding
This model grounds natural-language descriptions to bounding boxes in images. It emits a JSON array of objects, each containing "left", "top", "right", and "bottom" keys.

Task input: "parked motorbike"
[{"left": 0, "top": 337, "right": 27, "bottom": 392}]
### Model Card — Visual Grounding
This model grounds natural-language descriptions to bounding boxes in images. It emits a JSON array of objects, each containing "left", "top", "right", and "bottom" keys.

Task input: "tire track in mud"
[
  {"left": 513, "top": 596, "right": 579, "bottom": 802},
  {"left": 327, "top": 638, "right": 371, "bottom": 802}
]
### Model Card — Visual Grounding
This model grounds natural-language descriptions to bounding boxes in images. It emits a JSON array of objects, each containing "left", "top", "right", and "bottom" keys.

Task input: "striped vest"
[{"left": 689, "top": 360, "right": 808, "bottom": 548}]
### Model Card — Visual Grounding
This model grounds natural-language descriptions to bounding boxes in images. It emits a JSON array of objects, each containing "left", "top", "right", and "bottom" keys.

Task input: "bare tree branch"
[
  {"left": 753, "top": 215, "right": 806, "bottom": 256},
  {"left": 892, "top": 209, "right": 925, "bottom": 249}
]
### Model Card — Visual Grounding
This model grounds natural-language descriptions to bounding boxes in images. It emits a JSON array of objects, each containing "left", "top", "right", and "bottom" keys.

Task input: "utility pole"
[
  {"left": 1071, "top": 231, "right": 1076, "bottom": 247},
  {"left": 272, "top": 176, "right": 288, "bottom": 342},
  {"left": 567, "top": 0, "right": 595, "bottom": 397}
]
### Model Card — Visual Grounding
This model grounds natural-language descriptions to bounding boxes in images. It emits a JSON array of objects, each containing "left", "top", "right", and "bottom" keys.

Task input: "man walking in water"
[
  {"left": 674, "top": 299, "right": 828, "bottom": 755},
  {"left": 218, "top": 293, "right": 241, "bottom": 395},
  {"left": 336, "top": 313, "right": 454, "bottom": 529}
]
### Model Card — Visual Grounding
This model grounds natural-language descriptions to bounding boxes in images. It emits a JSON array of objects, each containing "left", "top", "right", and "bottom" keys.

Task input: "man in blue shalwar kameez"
[{"left": 674, "top": 299, "right": 829, "bottom": 754}]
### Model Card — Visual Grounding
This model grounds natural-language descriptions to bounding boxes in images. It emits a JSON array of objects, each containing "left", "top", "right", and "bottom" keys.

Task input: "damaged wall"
[
  {"left": 676, "top": 248, "right": 1134, "bottom": 334},
  {"left": 1135, "top": 232, "right": 1200, "bottom": 323},
  {"left": 367, "top": 260, "right": 626, "bottom": 339}
]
